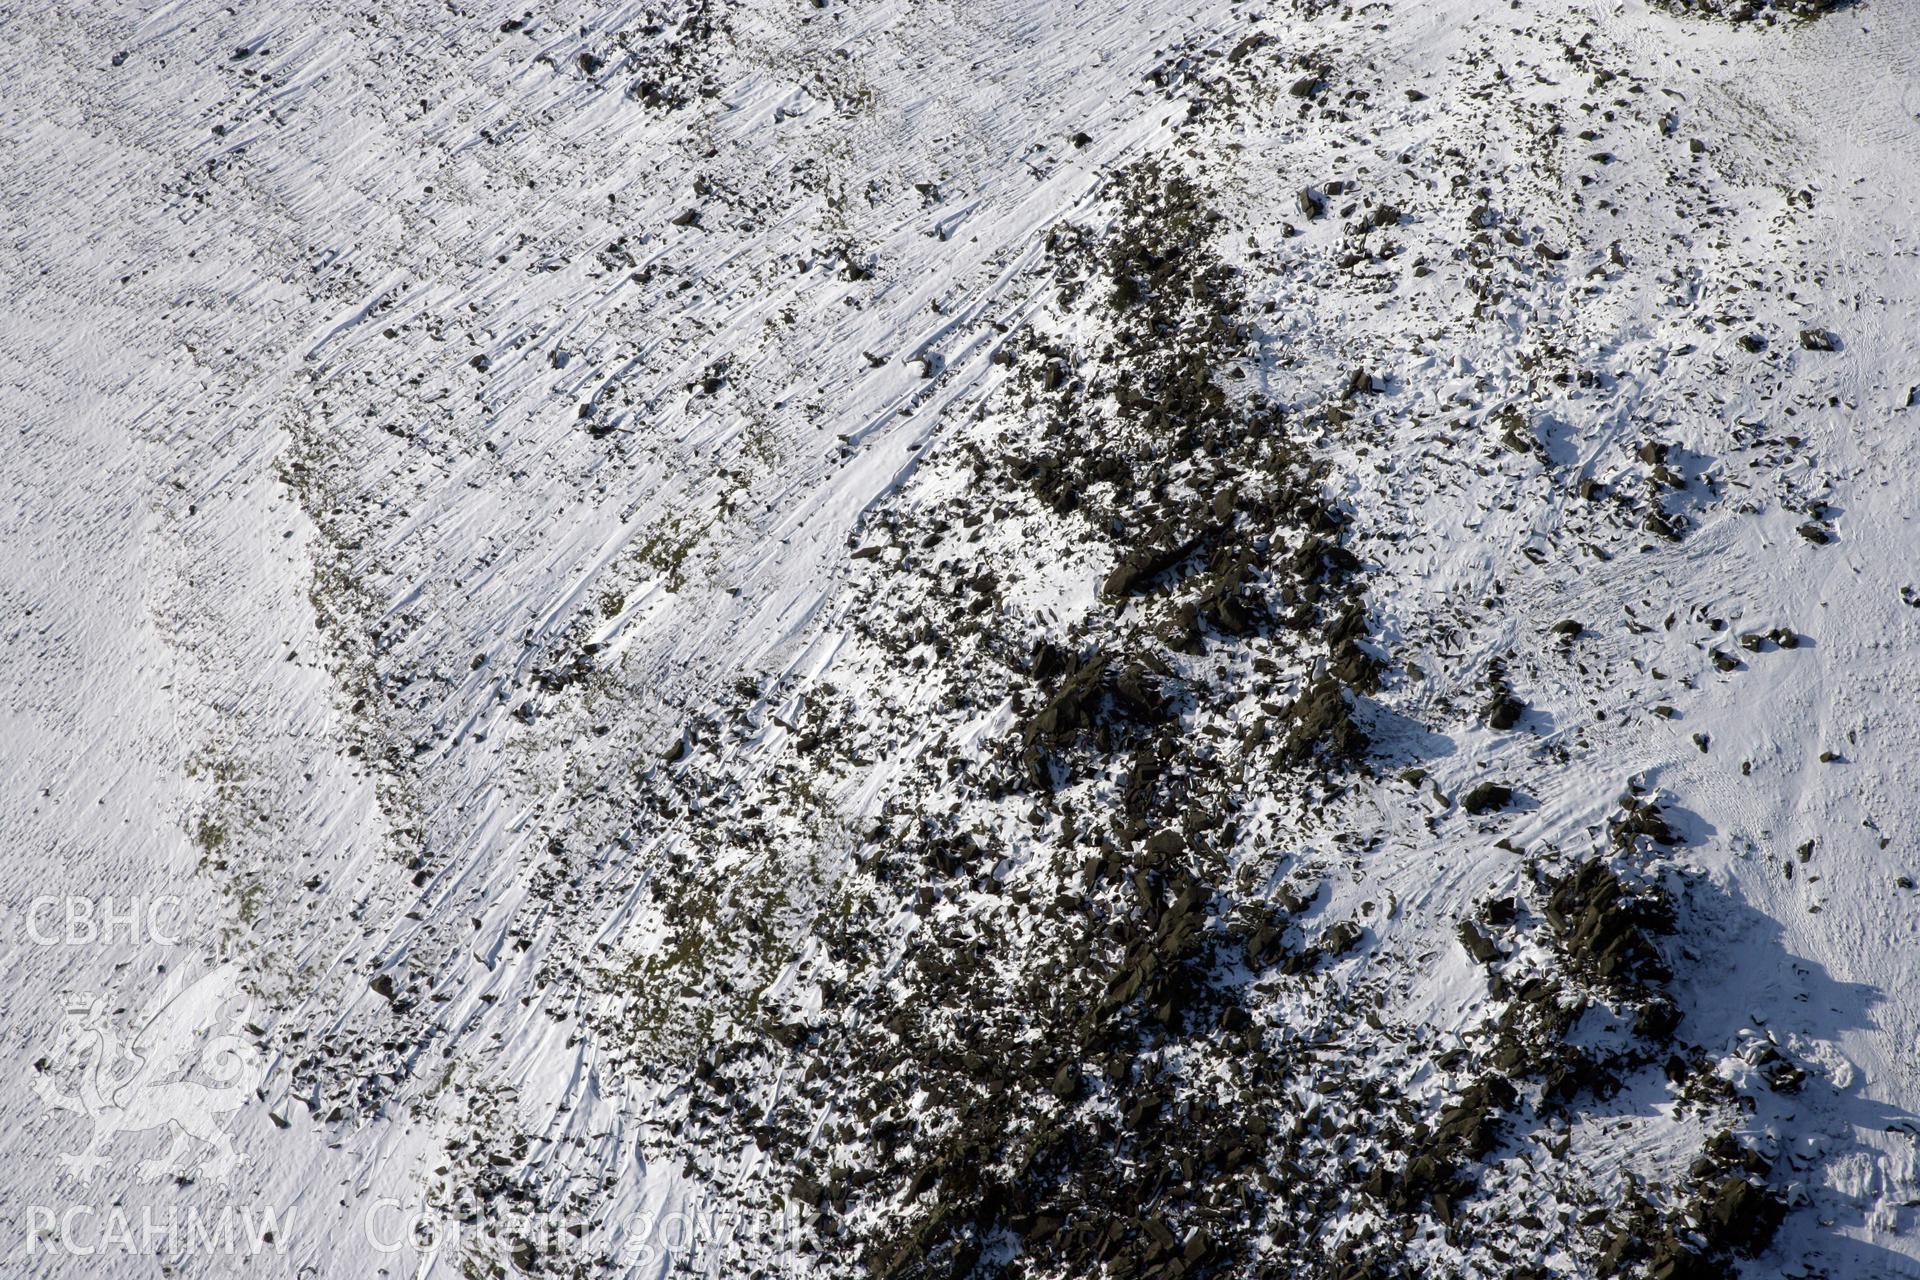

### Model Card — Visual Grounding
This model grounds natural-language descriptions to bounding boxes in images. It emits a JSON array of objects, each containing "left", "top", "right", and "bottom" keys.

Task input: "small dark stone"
[
  {"left": 1462, "top": 782, "right": 1513, "bottom": 815},
  {"left": 1457, "top": 921, "right": 1501, "bottom": 964},
  {"left": 1050, "top": 1063, "right": 1081, "bottom": 1099}
]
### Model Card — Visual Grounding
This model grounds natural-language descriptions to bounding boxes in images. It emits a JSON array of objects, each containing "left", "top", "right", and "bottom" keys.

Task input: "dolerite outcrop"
[
  {"left": 627, "top": 160, "right": 1456, "bottom": 1280},
  {"left": 593, "top": 104, "right": 1816, "bottom": 1280},
  {"left": 554, "top": 6, "right": 1869, "bottom": 1276}
]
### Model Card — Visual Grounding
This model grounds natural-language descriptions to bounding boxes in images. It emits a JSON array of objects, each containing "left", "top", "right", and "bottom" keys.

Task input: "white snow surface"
[{"left": 1, "top": 0, "right": 1918, "bottom": 1276}]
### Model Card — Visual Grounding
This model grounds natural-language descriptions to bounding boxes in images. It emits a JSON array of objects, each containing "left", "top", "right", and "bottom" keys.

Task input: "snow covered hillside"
[{"left": 2, "top": 0, "right": 1918, "bottom": 1276}]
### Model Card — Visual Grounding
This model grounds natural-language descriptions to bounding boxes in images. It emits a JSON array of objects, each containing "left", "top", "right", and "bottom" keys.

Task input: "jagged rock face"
[{"left": 4, "top": 0, "right": 1914, "bottom": 1278}]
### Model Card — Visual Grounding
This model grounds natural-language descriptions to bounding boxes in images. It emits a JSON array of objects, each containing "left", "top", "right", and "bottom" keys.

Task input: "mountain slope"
[{"left": 2, "top": 1, "right": 1917, "bottom": 1277}]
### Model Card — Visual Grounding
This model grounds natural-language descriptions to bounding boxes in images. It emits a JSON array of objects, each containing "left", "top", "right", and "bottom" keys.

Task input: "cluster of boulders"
[
  {"left": 539, "top": 0, "right": 736, "bottom": 110},
  {"left": 1654, "top": 0, "right": 1848, "bottom": 21},
  {"left": 618, "top": 158, "right": 1474, "bottom": 1280},
  {"left": 533, "top": 14, "right": 1821, "bottom": 1275},
  {"left": 594, "top": 121, "right": 1808, "bottom": 1280},
  {"left": 1445, "top": 788, "right": 1792, "bottom": 1277},
  {"left": 1597, "top": 1133, "right": 1787, "bottom": 1277}
]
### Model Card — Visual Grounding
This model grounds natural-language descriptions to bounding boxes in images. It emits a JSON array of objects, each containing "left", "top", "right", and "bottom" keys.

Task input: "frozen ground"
[{"left": 1, "top": 0, "right": 1918, "bottom": 1276}]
